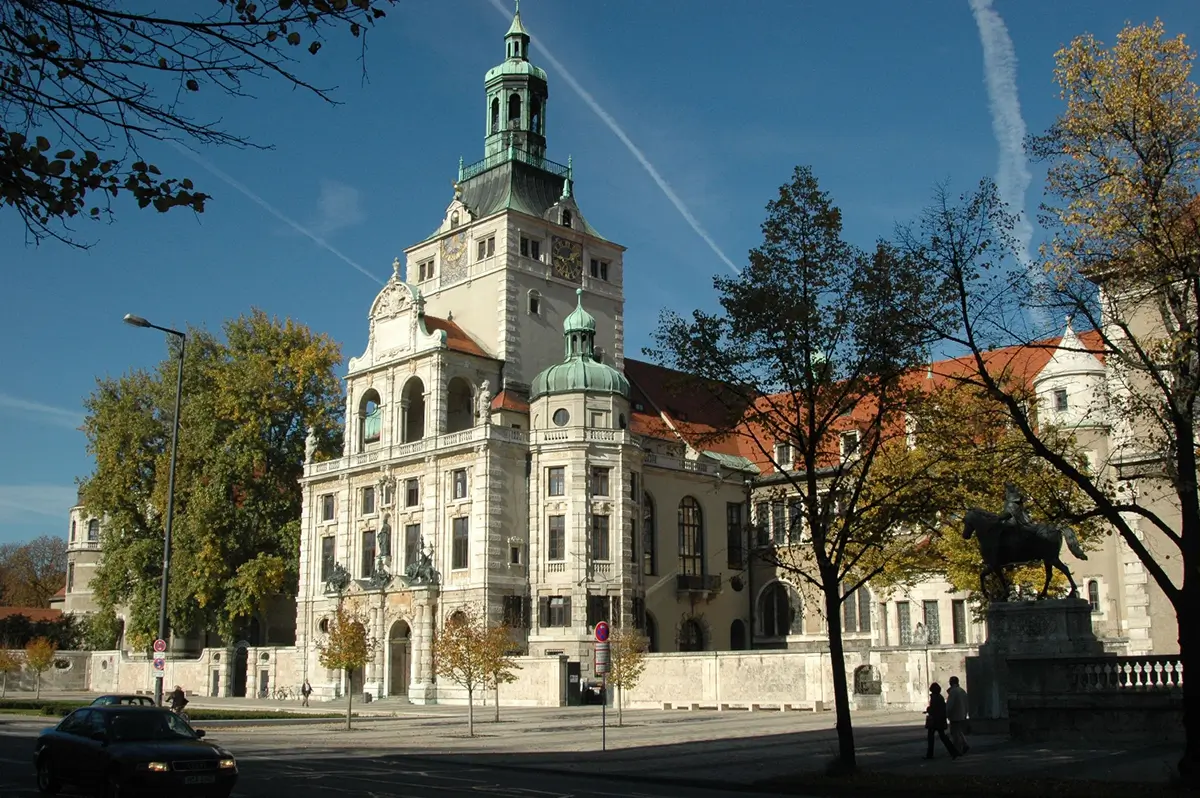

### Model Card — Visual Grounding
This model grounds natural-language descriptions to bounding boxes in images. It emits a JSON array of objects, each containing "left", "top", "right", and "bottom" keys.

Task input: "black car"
[
  {"left": 34, "top": 705, "right": 237, "bottom": 797},
  {"left": 90, "top": 694, "right": 157, "bottom": 707}
]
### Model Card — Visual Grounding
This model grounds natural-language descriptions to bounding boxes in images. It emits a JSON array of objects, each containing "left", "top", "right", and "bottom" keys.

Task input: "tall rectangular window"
[
  {"left": 67, "top": 562, "right": 74, "bottom": 592},
  {"left": 788, "top": 499, "right": 804, "bottom": 542},
  {"left": 547, "top": 515, "right": 566, "bottom": 561},
  {"left": 923, "top": 600, "right": 942, "bottom": 645},
  {"left": 772, "top": 502, "right": 786, "bottom": 545},
  {"left": 678, "top": 497, "right": 703, "bottom": 576},
  {"left": 321, "top": 536, "right": 335, "bottom": 583},
  {"left": 726, "top": 502, "right": 744, "bottom": 568},
  {"left": 381, "top": 481, "right": 394, "bottom": 507},
  {"left": 1054, "top": 388, "right": 1069, "bottom": 412},
  {"left": 547, "top": 467, "right": 565, "bottom": 497},
  {"left": 404, "top": 524, "right": 421, "bottom": 570},
  {"left": 361, "top": 486, "right": 376, "bottom": 515},
  {"left": 591, "top": 515, "right": 610, "bottom": 561},
  {"left": 590, "top": 467, "right": 610, "bottom": 497},
  {"left": 452, "top": 517, "right": 469, "bottom": 570},
  {"left": 952, "top": 599, "right": 968, "bottom": 645},
  {"left": 360, "top": 529, "right": 376, "bottom": 577},
  {"left": 897, "top": 601, "right": 912, "bottom": 645},
  {"left": 70, "top": 520, "right": 76, "bottom": 542},
  {"left": 843, "top": 586, "right": 858, "bottom": 633},
  {"left": 453, "top": 469, "right": 468, "bottom": 499},
  {"left": 629, "top": 472, "right": 640, "bottom": 501},
  {"left": 405, "top": 478, "right": 420, "bottom": 507},
  {"left": 879, "top": 603, "right": 890, "bottom": 646},
  {"left": 320, "top": 494, "right": 335, "bottom": 522},
  {"left": 756, "top": 502, "right": 770, "bottom": 546},
  {"left": 543, "top": 596, "right": 570, "bottom": 627}
]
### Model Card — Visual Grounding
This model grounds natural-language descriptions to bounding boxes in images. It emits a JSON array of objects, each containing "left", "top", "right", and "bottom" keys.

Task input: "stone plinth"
[{"left": 966, "top": 598, "right": 1107, "bottom": 733}]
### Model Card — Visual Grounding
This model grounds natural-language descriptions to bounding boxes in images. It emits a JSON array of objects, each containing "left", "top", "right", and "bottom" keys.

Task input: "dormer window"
[
  {"left": 774, "top": 442, "right": 792, "bottom": 467},
  {"left": 1054, "top": 388, "right": 1069, "bottom": 412},
  {"left": 840, "top": 431, "right": 860, "bottom": 460}
]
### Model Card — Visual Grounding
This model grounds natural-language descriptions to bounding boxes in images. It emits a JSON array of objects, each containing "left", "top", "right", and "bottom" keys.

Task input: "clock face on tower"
[{"left": 551, "top": 236, "right": 583, "bottom": 283}]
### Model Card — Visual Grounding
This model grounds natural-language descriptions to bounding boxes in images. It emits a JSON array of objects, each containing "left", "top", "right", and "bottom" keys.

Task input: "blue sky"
[{"left": 1, "top": 0, "right": 1197, "bottom": 545}]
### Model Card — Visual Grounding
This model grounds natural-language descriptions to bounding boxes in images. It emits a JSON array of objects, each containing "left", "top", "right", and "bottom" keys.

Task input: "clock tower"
[{"left": 404, "top": 5, "right": 626, "bottom": 393}]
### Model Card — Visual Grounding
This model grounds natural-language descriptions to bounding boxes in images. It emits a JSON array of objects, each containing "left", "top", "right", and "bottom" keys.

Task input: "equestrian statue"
[{"left": 962, "top": 483, "right": 1088, "bottom": 601}]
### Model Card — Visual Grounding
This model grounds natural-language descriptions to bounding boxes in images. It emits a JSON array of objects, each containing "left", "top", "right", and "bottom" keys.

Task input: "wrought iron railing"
[
  {"left": 1066, "top": 655, "right": 1184, "bottom": 691},
  {"left": 676, "top": 573, "right": 721, "bottom": 593},
  {"left": 460, "top": 149, "right": 569, "bottom": 182}
]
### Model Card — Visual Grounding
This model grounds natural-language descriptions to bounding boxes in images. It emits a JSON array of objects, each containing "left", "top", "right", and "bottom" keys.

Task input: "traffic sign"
[
  {"left": 153, "top": 639, "right": 166, "bottom": 653},
  {"left": 152, "top": 657, "right": 165, "bottom": 672},
  {"left": 594, "top": 621, "right": 609, "bottom": 643},
  {"left": 594, "top": 641, "right": 610, "bottom": 675}
]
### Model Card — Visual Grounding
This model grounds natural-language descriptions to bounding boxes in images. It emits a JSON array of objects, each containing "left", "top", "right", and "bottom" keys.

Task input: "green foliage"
[
  {"left": 0, "top": 614, "right": 78, "bottom": 650},
  {"left": 80, "top": 609, "right": 122, "bottom": 651},
  {"left": 81, "top": 309, "right": 343, "bottom": 647},
  {"left": 0, "top": 0, "right": 395, "bottom": 245},
  {"left": 316, "top": 600, "right": 376, "bottom": 730}
]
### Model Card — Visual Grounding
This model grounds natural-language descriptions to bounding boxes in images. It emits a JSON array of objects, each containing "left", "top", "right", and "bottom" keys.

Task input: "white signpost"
[{"left": 594, "top": 622, "right": 610, "bottom": 751}]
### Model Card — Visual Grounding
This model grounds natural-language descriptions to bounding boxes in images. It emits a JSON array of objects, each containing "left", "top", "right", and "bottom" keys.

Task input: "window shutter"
[
  {"left": 563, "top": 596, "right": 572, "bottom": 626},
  {"left": 538, "top": 597, "right": 549, "bottom": 629}
]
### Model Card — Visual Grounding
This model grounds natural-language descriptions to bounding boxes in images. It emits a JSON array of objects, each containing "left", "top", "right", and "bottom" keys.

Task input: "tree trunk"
[
  {"left": 345, "top": 670, "right": 353, "bottom": 730},
  {"left": 467, "top": 685, "right": 475, "bottom": 737},
  {"left": 1, "top": 672, "right": 6, "bottom": 699},
  {"left": 35, "top": 673, "right": 41, "bottom": 700},
  {"left": 1174, "top": 421, "right": 1199, "bottom": 786},
  {"left": 494, "top": 682, "right": 500, "bottom": 723},
  {"left": 823, "top": 582, "right": 856, "bottom": 773},
  {"left": 617, "top": 685, "right": 623, "bottom": 727}
]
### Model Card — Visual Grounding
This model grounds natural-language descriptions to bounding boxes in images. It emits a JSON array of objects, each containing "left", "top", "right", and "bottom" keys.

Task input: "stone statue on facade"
[
  {"left": 304, "top": 425, "right": 318, "bottom": 464},
  {"left": 962, "top": 483, "right": 1088, "bottom": 601},
  {"left": 404, "top": 539, "right": 440, "bottom": 585},
  {"left": 377, "top": 515, "right": 392, "bottom": 559},
  {"left": 324, "top": 562, "right": 351, "bottom": 595},
  {"left": 476, "top": 379, "right": 492, "bottom": 422}
]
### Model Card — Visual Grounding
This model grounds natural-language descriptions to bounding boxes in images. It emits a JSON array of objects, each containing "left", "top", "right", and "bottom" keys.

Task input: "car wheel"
[{"left": 35, "top": 753, "right": 60, "bottom": 795}]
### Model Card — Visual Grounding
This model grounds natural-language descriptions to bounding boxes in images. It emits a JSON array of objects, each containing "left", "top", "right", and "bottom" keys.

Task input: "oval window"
[{"left": 552, "top": 408, "right": 570, "bottom": 427}]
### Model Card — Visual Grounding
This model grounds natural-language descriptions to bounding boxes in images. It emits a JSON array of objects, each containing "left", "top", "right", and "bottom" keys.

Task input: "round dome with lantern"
[{"left": 530, "top": 290, "right": 630, "bottom": 400}]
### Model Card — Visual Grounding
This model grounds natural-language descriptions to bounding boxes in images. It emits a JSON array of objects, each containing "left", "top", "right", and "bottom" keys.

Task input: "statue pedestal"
[{"left": 966, "top": 598, "right": 1105, "bottom": 733}]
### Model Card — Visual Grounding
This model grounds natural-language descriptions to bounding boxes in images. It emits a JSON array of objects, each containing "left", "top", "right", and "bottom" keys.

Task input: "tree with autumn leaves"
[
  {"left": 901, "top": 20, "right": 1200, "bottom": 783},
  {"left": 433, "top": 605, "right": 520, "bottom": 737},
  {"left": 79, "top": 309, "right": 343, "bottom": 651},
  {"left": 315, "top": 600, "right": 376, "bottom": 730},
  {"left": 607, "top": 626, "right": 649, "bottom": 728}
]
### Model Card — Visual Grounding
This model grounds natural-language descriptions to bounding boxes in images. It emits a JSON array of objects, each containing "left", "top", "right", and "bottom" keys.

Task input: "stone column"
[{"left": 408, "top": 587, "right": 439, "bottom": 704}]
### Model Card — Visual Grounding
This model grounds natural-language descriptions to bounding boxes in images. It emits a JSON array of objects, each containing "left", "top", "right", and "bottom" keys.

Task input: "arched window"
[
  {"left": 448, "top": 610, "right": 467, "bottom": 627},
  {"left": 1087, "top": 579, "right": 1100, "bottom": 612},
  {"left": 645, "top": 612, "right": 658, "bottom": 653},
  {"left": 401, "top": 378, "right": 426, "bottom": 442},
  {"left": 730, "top": 619, "right": 747, "bottom": 651},
  {"left": 642, "top": 493, "right": 656, "bottom": 576},
  {"left": 87, "top": 519, "right": 100, "bottom": 542},
  {"left": 70, "top": 520, "right": 76, "bottom": 542},
  {"left": 678, "top": 496, "right": 703, "bottom": 576},
  {"left": 359, "top": 389, "right": 382, "bottom": 448},
  {"left": 759, "top": 581, "right": 803, "bottom": 637},
  {"left": 490, "top": 97, "right": 500, "bottom": 134},
  {"left": 679, "top": 619, "right": 704, "bottom": 652},
  {"left": 508, "top": 92, "right": 522, "bottom": 128},
  {"left": 446, "top": 377, "right": 475, "bottom": 433},
  {"left": 527, "top": 289, "right": 541, "bottom": 316},
  {"left": 561, "top": 209, "right": 572, "bottom": 228}
]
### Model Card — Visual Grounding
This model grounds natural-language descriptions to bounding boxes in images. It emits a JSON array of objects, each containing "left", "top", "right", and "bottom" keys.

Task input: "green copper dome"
[{"left": 531, "top": 290, "right": 630, "bottom": 400}]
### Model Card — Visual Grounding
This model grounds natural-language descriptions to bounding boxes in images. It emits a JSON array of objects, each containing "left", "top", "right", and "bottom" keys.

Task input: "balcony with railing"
[
  {"left": 460, "top": 149, "right": 570, "bottom": 182},
  {"left": 68, "top": 539, "right": 102, "bottom": 552},
  {"left": 306, "top": 424, "right": 529, "bottom": 477},
  {"left": 676, "top": 573, "right": 722, "bottom": 596}
]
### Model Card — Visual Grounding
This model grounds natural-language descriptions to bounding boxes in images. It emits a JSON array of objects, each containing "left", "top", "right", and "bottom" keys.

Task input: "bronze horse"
[{"left": 962, "top": 509, "right": 1087, "bottom": 600}]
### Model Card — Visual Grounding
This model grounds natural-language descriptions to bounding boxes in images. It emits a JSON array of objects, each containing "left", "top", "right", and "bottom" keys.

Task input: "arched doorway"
[
  {"left": 645, "top": 612, "right": 658, "bottom": 653},
  {"left": 233, "top": 646, "right": 248, "bottom": 697},
  {"left": 730, "top": 619, "right": 747, "bottom": 651},
  {"left": 388, "top": 620, "right": 412, "bottom": 697},
  {"left": 401, "top": 377, "right": 426, "bottom": 442},
  {"left": 446, "top": 377, "right": 474, "bottom": 433}
]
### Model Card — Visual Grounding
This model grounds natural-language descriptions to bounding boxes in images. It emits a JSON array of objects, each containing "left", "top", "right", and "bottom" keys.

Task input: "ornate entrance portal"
[{"left": 388, "top": 620, "right": 412, "bottom": 696}]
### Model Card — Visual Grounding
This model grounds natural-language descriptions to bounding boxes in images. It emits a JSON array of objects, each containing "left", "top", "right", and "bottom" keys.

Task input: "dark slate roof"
[{"left": 459, "top": 160, "right": 605, "bottom": 239}]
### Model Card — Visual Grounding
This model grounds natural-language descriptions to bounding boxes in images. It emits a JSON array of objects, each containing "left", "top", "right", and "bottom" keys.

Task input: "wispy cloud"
[
  {"left": 0, "top": 393, "right": 83, "bottom": 431},
  {"left": 0, "top": 485, "right": 78, "bottom": 525},
  {"left": 484, "top": 0, "right": 740, "bottom": 276},
  {"left": 968, "top": 0, "right": 1033, "bottom": 267},
  {"left": 167, "top": 142, "right": 385, "bottom": 285},
  {"left": 310, "top": 180, "right": 366, "bottom": 237}
]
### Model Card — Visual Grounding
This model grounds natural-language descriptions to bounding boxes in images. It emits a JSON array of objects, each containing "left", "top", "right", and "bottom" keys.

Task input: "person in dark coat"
[{"left": 923, "top": 682, "right": 958, "bottom": 759}]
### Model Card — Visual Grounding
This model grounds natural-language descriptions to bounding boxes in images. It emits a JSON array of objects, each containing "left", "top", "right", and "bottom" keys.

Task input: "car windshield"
[{"left": 108, "top": 710, "right": 197, "bottom": 742}]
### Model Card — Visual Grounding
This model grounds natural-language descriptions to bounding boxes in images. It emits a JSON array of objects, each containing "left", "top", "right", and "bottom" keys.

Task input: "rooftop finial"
[
  {"left": 576, "top": 287, "right": 583, "bottom": 304},
  {"left": 515, "top": 0, "right": 520, "bottom": 12},
  {"left": 392, "top": 257, "right": 402, "bottom": 279}
]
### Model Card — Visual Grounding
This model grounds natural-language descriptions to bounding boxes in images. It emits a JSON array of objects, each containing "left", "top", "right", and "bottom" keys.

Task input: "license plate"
[{"left": 184, "top": 775, "right": 216, "bottom": 784}]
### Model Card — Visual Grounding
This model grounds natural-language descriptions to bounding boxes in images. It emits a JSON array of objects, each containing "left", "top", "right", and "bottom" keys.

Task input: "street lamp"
[{"left": 124, "top": 313, "right": 186, "bottom": 708}]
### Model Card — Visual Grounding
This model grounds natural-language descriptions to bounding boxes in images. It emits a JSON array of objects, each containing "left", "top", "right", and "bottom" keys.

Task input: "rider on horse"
[{"left": 997, "top": 483, "right": 1037, "bottom": 538}]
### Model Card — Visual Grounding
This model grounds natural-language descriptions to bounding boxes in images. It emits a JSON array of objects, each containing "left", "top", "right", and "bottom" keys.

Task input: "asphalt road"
[{"left": 0, "top": 719, "right": 743, "bottom": 798}]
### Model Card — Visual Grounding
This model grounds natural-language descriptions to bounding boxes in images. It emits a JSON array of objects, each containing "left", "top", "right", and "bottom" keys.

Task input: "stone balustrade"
[
  {"left": 305, "top": 424, "right": 528, "bottom": 477},
  {"left": 1065, "top": 655, "right": 1184, "bottom": 692}
]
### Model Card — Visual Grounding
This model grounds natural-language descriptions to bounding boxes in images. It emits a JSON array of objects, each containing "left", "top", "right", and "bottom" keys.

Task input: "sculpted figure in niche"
[{"left": 477, "top": 379, "right": 492, "bottom": 421}]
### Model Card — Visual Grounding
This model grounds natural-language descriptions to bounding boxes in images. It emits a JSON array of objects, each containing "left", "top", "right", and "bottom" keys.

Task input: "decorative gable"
[{"left": 348, "top": 269, "right": 448, "bottom": 374}]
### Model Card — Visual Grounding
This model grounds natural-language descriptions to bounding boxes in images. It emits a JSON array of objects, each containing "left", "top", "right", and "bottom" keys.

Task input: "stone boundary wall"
[
  {"left": 0, "top": 650, "right": 90, "bottom": 694},
  {"left": 435, "top": 655, "right": 568, "bottom": 707},
  {"left": 87, "top": 646, "right": 305, "bottom": 698},
  {"left": 622, "top": 646, "right": 974, "bottom": 713}
]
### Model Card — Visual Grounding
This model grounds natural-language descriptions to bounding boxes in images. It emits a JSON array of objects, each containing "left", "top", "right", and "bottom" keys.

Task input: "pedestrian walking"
[
  {"left": 923, "top": 682, "right": 958, "bottom": 760},
  {"left": 301, "top": 679, "right": 312, "bottom": 707},
  {"left": 946, "top": 675, "right": 971, "bottom": 755}
]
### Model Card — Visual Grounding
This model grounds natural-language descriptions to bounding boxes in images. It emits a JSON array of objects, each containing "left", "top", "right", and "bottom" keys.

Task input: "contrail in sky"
[
  {"left": 968, "top": 0, "right": 1034, "bottom": 272},
  {"left": 485, "top": 0, "right": 741, "bottom": 276},
  {"left": 167, "top": 141, "right": 385, "bottom": 286}
]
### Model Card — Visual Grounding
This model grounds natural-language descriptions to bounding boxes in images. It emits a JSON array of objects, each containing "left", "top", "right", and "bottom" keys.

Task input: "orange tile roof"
[
  {"left": 422, "top": 315, "right": 494, "bottom": 359},
  {"left": 0, "top": 607, "right": 63, "bottom": 622},
  {"left": 490, "top": 391, "right": 530, "bottom": 413}
]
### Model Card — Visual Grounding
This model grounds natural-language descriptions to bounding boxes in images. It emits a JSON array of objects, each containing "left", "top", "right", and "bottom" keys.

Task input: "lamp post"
[{"left": 124, "top": 313, "right": 185, "bottom": 708}]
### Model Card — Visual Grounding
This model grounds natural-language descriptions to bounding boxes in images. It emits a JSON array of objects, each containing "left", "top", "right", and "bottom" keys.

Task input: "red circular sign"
[
  {"left": 594, "top": 621, "right": 609, "bottom": 643},
  {"left": 153, "top": 639, "right": 167, "bottom": 653}
]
